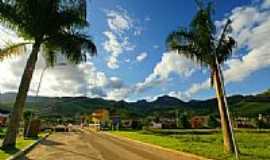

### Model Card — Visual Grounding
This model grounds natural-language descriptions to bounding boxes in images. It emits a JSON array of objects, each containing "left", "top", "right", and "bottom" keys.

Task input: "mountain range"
[{"left": 0, "top": 90, "right": 270, "bottom": 118}]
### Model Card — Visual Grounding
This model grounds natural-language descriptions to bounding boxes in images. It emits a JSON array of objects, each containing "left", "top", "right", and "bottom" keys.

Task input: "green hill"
[{"left": 0, "top": 91, "right": 269, "bottom": 119}]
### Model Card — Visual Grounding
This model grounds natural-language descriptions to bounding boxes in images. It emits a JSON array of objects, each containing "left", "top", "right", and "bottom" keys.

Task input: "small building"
[
  {"left": 90, "top": 109, "right": 110, "bottom": 131},
  {"left": 0, "top": 109, "right": 9, "bottom": 127},
  {"left": 191, "top": 116, "right": 209, "bottom": 129},
  {"left": 121, "top": 119, "right": 142, "bottom": 129},
  {"left": 150, "top": 121, "right": 162, "bottom": 129},
  {"left": 121, "top": 119, "right": 133, "bottom": 128},
  {"left": 159, "top": 117, "right": 177, "bottom": 129},
  {"left": 235, "top": 116, "right": 255, "bottom": 128}
]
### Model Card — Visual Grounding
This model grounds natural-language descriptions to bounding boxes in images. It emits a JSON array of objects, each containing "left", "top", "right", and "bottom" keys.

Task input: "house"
[
  {"left": 91, "top": 109, "right": 109, "bottom": 123},
  {"left": 121, "top": 119, "right": 142, "bottom": 129},
  {"left": 159, "top": 117, "right": 177, "bottom": 129},
  {"left": 150, "top": 121, "right": 162, "bottom": 129},
  {"left": 257, "top": 114, "right": 270, "bottom": 128},
  {"left": 234, "top": 116, "right": 255, "bottom": 128},
  {"left": 90, "top": 109, "right": 110, "bottom": 130},
  {"left": 121, "top": 119, "right": 133, "bottom": 128},
  {"left": 0, "top": 109, "right": 9, "bottom": 127},
  {"left": 191, "top": 116, "right": 209, "bottom": 129}
]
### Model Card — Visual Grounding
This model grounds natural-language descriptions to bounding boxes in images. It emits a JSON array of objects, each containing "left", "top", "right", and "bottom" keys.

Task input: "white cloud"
[
  {"left": 180, "top": 1, "right": 270, "bottom": 99},
  {"left": 216, "top": 2, "right": 270, "bottom": 85},
  {"left": 136, "top": 52, "right": 148, "bottom": 62},
  {"left": 106, "top": 87, "right": 131, "bottom": 101},
  {"left": 106, "top": 8, "right": 133, "bottom": 34},
  {"left": 124, "top": 59, "right": 131, "bottom": 63},
  {"left": 262, "top": 0, "right": 270, "bottom": 8},
  {"left": 103, "top": 7, "right": 141, "bottom": 69},
  {"left": 103, "top": 31, "right": 135, "bottom": 69},
  {"left": 103, "top": 31, "right": 123, "bottom": 56},
  {"left": 150, "top": 51, "right": 196, "bottom": 79},
  {"left": 136, "top": 51, "right": 197, "bottom": 92},
  {"left": 168, "top": 91, "right": 190, "bottom": 102},
  {"left": 0, "top": 24, "right": 132, "bottom": 100},
  {"left": 0, "top": 46, "right": 127, "bottom": 99}
]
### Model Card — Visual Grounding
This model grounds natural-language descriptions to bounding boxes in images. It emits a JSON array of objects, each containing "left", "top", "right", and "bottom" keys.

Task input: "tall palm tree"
[
  {"left": 166, "top": 1, "right": 238, "bottom": 154},
  {"left": 0, "top": 0, "right": 96, "bottom": 148}
]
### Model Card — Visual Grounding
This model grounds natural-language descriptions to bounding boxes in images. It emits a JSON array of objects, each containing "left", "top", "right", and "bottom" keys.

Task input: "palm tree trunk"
[
  {"left": 213, "top": 66, "right": 235, "bottom": 153},
  {"left": 2, "top": 42, "right": 41, "bottom": 148}
]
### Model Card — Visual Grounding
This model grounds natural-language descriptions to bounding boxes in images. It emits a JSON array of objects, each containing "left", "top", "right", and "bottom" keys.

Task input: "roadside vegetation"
[
  {"left": 111, "top": 130, "right": 270, "bottom": 160},
  {"left": 0, "top": 132, "right": 47, "bottom": 159}
]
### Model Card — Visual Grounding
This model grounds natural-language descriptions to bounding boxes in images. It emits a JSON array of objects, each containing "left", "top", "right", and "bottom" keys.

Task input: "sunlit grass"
[
  {"left": 111, "top": 130, "right": 270, "bottom": 160},
  {"left": 0, "top": 133, "right": 47, "bottom": 159}
]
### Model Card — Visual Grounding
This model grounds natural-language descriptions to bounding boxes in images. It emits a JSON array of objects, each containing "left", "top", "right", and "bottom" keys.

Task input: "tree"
[
  {"left": 208, "top": 114, "right": 219, "bottom": 129},
  {"left": 0, "top": 0, "right": 96, "bottom": 148},
  {"left": 179, "top": 112, "right": 190, "bottom": 129},
  {"left": 166, "top": 1, "right": 238, "bottom": 154}
]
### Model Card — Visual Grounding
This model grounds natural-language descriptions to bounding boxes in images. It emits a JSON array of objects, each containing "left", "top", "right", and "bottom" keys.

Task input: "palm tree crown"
[
  {"left": 166, "top": 2, "right": 236, "bottom": 71},
  {"left": 0, "top": 0, "right": 96, "bottom": 65}
]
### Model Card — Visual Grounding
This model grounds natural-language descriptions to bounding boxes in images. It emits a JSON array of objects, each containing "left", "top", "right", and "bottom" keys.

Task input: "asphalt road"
[{"left": 20, "top": 131, "right": 203, "bottom": 160}]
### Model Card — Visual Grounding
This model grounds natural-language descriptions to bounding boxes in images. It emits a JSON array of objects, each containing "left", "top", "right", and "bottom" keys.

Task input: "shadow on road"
[
  {"left": 19, "top": 145, "right": 101, "bottom": 160},
  {"left": 40, "top": 139, "right": 64, "bottom": 146}
]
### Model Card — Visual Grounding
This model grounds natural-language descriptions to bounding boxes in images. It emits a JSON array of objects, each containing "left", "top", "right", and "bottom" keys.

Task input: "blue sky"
[
  {"left": 80, "top": 0, "right": 270, "bottom": 101},
  {"left": 0, "top": 0, "right": 270, "bottom": 101}
]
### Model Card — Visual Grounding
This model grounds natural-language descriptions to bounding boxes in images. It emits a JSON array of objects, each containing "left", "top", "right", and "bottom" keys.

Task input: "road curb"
[
  {"left": 104, "top": 132, "right": 213, "bottom": 160},
  {"left": 6, "top": 133, "right": 51, "bottom": 160}
]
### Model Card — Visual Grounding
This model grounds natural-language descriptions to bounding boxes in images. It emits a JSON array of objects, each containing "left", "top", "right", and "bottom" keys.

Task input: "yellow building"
[{"left": 90, "top": 109, "right": 109, "bottom": 131}]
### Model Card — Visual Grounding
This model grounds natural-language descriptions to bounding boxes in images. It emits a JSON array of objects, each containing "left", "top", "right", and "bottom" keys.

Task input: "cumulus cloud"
[
  {"left": 168, "top": 91, "right": 191, "bottom": 102},
  {"left": 106, "top": 87, "right": 131, "bottom": 101},
  {"left": 136, "top": 51, "right": 197, "bottom": 92},
  {"left": 0, "top": 44, "right": 127, "bottom": 99},
  {"left": 106, "top": 8, "right": 133, "bottom": 34},
  {"left": 103, "top": 7, "right": 138, "bottom": 69},
  {"left": 103, "top": 31, "right": 135, "bottom": 69},
  {"left": 179, "top": 1, "right": 270, "bottom": 98},
  {"left": 136, "top": 52, "right": 148, "bottom": 62}
]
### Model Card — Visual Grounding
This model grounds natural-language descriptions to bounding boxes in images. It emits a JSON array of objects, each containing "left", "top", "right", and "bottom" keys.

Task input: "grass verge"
[
  {"left": 0, "top": 133, "right": 47, "bottom": 160},
  {"left": 111, "top": 130, "right": 270, "bottom": 160}
]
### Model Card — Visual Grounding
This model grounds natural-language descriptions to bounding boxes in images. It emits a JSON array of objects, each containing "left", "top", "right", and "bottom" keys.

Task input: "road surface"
[{"left": 19, "top": 131, "right": 203, "bottom": 160}]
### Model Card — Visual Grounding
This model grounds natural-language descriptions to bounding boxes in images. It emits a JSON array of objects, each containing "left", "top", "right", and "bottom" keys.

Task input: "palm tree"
[
  {"left": 0, "top": 0, "right": 96, "bottom": 148},
  {"left": 166, "top": 1, "right": 238, "bottom": 155}
]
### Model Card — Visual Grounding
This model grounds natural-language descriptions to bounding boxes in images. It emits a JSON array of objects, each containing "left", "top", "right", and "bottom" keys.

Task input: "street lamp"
[{"left": 25, "top": 63, "right": 67, "bottom": 137}]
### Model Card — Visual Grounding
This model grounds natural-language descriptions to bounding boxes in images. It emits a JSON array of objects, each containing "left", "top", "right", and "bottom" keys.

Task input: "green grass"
[
  {"left": 0, "top": 133, "right": 46, "bottom": 160},
  {"left": 111, "top": 130, "right": 270, "bottom": 160}
]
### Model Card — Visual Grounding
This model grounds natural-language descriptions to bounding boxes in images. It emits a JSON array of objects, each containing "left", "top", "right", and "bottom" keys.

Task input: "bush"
[{"left": 208, "top": 115, "right": 219, "bottom": 128}]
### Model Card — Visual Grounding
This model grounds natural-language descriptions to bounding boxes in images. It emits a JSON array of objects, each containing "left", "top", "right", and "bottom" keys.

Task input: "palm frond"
[
  {"left": 0, "top": 1, "right": 24, "bottom": 34},
  {"left": 42, "top": 45, "right": 57, "bottom": 67},
  {"left": 0, "top": 42, "right": 30, "bottom": 61},
  {"left": 1, "top": 0, "right": 97, "bottom": 64},
  {"left": 166, "top": 28, "right": 210, "bottom": 67},
  {"left": 44, "top": 31, "right": 96, "bottom": 64},
  {"left": 216, "top": 19, "right": 237, "bottom": 64}
]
